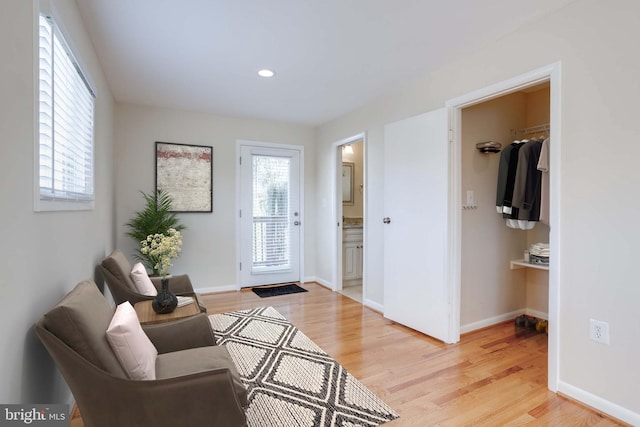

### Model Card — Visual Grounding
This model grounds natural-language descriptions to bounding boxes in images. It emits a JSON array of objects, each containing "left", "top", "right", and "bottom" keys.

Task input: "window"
[
  {"left": 251, "top": 154, "right": 291, "bottom": 270},
  {"left": 36, "top": 14, "right": 95, "bottom": 211}
]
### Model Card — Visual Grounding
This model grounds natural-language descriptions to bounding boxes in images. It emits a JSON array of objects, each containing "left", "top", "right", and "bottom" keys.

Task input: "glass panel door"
[{"left": 239, "top": 145, "right": 301, "bottom": 287}]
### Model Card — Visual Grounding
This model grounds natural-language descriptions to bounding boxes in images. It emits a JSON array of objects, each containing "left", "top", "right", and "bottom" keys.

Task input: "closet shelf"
[
  {"left": 510, "top": 260, "right": 549, "bottom": 271},
  {"left": 512, "top": 123, "right": 550, "bottom": 137}
]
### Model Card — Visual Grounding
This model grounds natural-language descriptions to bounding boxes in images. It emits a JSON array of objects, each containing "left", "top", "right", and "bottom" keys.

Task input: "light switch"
[{"left": 466, "top": 190, "right": 475, "bottom": 206}]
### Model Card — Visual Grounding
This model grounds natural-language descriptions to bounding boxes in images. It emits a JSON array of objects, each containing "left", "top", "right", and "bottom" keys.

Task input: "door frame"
[
  {"left": 235, "top": 140, "right": 305, "bottom": 289},
  {"left": 446, "top": 62, "right": 561, "bottom": 391},
  {"left": 331, "top": 132, "right": 366, "bottom": 293}
]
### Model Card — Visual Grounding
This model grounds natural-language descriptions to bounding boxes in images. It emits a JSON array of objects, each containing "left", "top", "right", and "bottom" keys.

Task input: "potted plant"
[{"left": 125, "top": 189, "right": 186, "bottom": 275}]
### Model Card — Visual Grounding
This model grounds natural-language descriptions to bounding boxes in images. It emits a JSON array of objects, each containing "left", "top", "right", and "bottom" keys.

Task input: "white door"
[
  {"left": 239, "top": 145, "right": 301, "bottom": 287},
  {"left": 383, "top": 108, "right": 451, "bottom": 342}
]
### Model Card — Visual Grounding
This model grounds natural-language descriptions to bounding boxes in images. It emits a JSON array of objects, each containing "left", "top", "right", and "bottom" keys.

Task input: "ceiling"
[{"left": 76, "top": 0, "right": 574, "bottom": 126}]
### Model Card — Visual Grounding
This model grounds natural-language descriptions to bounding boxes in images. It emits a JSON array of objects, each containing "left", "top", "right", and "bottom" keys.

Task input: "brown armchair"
[
  {"left": 100, "top": 249, "right": 206, "bottom": 312},
  {"left": 35, "top": 280, "right": 247, "bottom": 427}
]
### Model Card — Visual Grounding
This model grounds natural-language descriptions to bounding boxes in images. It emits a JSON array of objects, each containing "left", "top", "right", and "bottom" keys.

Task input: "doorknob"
[
  {"left": 383, "top": 217, "right": 391, "bottom": 224},
  {"left": 294, "top": 220, "right": 301, "bottom": 226}
]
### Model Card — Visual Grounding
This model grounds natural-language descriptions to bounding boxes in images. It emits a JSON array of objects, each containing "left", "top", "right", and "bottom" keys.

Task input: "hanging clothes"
[
  {"left": 495, "top": 141, "right": 525, "bottom": 216},
  {"left": 537, "top": 138, "right": 550, "bottom": 225},
  {"left": 496, "top": 137, "right": 545, "bottom": 230}
]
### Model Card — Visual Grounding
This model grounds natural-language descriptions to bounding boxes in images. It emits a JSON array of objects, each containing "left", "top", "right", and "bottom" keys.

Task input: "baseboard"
[
  {"left": 525, "top": 308, "right": 549, "bottom": 320},
  {"left": 363, "top": 298, "right": 383, "bottom": 313},
  {"left": 307, "top": 276, "right": 333, "bottom": 290},
  {"left": 558, "top": 381, "right": 639, "bottom": 426},
  {"left": 302, "top": 275, "right": 319, "bottom": 285},
  {"left": 460, "top": 309, "right": 526, "bottom": 334},
  {"left": 196, "top": 278, "right": 336, "bottom": 294},
  {"left": 195, "top": 284, "right": 239, "bottom": 294}
]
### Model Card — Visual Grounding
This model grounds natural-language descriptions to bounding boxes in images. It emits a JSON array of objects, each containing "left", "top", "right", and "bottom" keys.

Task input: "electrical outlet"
[{"left": 589, "top": 319, "right": 610, "bottom": 345}]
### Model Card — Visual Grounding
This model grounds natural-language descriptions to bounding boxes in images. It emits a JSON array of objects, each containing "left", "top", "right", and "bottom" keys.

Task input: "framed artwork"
[{"left": 155, "top": 142, "right": 213, "bottom": 212}]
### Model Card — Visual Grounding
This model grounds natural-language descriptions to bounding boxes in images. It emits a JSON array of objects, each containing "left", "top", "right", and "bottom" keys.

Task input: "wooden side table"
[{"left": 134, "top": 299, "right": 200, "bottom": 325}]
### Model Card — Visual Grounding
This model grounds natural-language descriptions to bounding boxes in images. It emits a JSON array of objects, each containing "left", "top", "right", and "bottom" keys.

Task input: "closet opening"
[
  {"left": 445, "top": 62, "right": 560, "bottom": 390},
  {"left": 455, "top": 79, "right": 554, "bottom": 389},
  {"left": 460, "top": 82, "right": 550, "bottom": 337}
]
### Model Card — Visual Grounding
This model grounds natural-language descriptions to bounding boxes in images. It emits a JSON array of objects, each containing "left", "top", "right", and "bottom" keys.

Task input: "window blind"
[
  {"left": 252, "top": 155, "right": 291, "bottom": 270},
  {"left": 38, "top": 15, "right": 95, "bottom": 203}
]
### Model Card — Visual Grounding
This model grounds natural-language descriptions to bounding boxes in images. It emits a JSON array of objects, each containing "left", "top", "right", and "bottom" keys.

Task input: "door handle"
[
  {"left": 294, "top": 220, "right": 301, "bottom": 226},
  {"left": 383, "top": 217, "right": 391, "bottom": 224}
]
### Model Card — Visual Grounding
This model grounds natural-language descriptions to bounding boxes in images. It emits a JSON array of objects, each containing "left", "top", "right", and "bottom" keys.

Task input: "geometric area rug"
[{"left": 209, "top": 307, "right": 399, "bottom": 426}]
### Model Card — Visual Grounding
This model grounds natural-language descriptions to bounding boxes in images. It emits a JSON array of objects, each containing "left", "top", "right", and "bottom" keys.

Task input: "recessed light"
[{"left": 258, "top": 69, "right": 275, "bottom": 78}]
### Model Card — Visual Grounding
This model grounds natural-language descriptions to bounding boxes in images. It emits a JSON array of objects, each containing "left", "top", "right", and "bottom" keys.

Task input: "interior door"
[
  {"left": 239, "top": 145, "right": 301, "bottom": 287},
  {"left": 383, "top": 108, "right": 451, "bottom": 342}
]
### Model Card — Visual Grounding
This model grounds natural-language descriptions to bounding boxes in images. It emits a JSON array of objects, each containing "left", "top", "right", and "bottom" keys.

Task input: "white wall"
[
  {"left": 460, "top": 92, "right": 528, "bottom": 328},
  {"left": 115, "top": 104, "right": 316, "bottom": 290},
  {"left": 315, "top": 0, "right": 640, "bottom": 421},
  {"left": 0, "top": 0, "right": 115, "bottom": 404}
]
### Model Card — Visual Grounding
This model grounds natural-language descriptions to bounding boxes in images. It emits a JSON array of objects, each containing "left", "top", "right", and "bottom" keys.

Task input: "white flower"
[{"left": 140, "top": 228, "right": 182, "bottom": 277}]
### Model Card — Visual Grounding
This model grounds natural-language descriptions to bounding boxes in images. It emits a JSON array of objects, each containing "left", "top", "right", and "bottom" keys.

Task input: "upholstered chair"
[
  {"left": 35, "top": 280, "right": 247, "bottom": 427},
  {"left": 99, "top": 249, "right": 206, "bottom": 312}
]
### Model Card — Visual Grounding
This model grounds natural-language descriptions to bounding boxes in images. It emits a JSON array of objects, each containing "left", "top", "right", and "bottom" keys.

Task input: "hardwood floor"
[{"left": 73, "top": 282, "right": 625, "bottom": 426}]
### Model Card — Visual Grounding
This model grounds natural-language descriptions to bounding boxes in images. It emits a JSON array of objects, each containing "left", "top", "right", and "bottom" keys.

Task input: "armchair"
[
  {"left": 100, "top": 249, "right": 206, "bottom": 312},
  {"left": 35, "top": 280, "right": 247, "bottom": 427}
]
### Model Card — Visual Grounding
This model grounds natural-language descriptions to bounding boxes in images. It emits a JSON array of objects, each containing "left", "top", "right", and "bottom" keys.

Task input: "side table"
[{"left": 134, "top": 299, "right": 200, "bottom": 325}]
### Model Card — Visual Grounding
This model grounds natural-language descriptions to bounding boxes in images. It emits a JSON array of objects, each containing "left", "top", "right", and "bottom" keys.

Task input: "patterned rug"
[{"left": 209, "top": 307, "right": 399, "bottom": 426}]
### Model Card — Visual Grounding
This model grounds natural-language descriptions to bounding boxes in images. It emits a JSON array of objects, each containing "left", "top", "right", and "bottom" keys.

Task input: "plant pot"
[{"left": 152, "top": 278, "right": 178, "bottom": 314}]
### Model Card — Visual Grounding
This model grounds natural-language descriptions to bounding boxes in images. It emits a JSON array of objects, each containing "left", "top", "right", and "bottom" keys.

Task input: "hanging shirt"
[
  {"left": 512, "top": 139, "right": 542, "bottom": 222},
  {"left": 497, "top": 140, "right": 542, "bottom": 230},
  {"left": 537, "top": 138, "right": 550, "bottom": 225},
  {"left": 496, "top": 141, "right": 525, "bottom": 215}
]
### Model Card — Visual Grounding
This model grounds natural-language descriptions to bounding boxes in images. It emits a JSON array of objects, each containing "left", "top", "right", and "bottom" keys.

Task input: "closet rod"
[{"left": 512, "top": 123, "right": 550, "bottom": 137}]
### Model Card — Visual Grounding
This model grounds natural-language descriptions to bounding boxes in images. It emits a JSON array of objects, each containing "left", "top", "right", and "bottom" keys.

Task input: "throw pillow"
[
  {"left": 106, "top": 301, "right": 158, "bottom": 380},
  {"left": 131, "top": 262, "right": 157, "bottom": 296}
]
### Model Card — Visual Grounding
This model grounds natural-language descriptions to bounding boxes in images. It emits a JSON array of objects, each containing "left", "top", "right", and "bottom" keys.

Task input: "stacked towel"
[
  {"left": 529, "top": 242, "right": 549, "bottom": 265},
  {"left": 529, "top": 243, "right": 549, "bottom": 257}
]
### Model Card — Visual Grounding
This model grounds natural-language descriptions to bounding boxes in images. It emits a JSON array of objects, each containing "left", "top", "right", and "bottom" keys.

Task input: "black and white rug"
[{"left": 209, "top": 307, "right": 399, "bottom": 426}]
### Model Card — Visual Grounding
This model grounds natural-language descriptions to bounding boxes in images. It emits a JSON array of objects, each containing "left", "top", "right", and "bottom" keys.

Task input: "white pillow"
[
  {"left": 106, "top": 301, "right": 158, "bottom": 380},
  {"left": 130, "top": 262, "right": 157, "bottom": 296}
]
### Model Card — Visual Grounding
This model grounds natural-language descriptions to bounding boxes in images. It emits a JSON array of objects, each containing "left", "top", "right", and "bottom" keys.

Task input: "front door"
[
  {"left": 383, "top": 108, "right": 452, "bottom": 342},
  {"left": 239, "top": 145, "right": 301, "bottom": 287}
]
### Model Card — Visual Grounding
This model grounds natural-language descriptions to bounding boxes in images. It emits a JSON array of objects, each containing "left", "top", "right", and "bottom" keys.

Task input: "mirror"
[{"left": 342, "top": 162, "right": 354, "bottom": 205}]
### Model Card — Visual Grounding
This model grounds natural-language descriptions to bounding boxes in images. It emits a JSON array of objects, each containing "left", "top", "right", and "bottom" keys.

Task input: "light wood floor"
[{"left": 73, "top": 282, "right": 625, "bottom": 426}]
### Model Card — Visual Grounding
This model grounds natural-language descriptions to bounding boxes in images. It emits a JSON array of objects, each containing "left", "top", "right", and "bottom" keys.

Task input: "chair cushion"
[
  {"left": 131, "top": 262, "right": 157, "bottom": 296},
  {"left": 43, "top": 280, "right": 128, "bottom": 378},
  {"left": 106, "top": 301, "right": 158, "bottom": 380},
  {"left": 102, "top": 250, "right": 137, "bottom": 291},
  {"left": 156, "top": 345, "right": 247, "bottom": 407}
]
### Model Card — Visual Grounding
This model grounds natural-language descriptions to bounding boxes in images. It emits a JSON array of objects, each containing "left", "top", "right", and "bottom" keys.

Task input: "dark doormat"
[{"left": 251, "top": 283, "right": 308, "bottom": 298}]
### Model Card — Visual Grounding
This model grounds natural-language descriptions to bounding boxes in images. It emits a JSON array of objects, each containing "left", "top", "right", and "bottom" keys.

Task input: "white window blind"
[
  {"left": 37, "top": 15, "right": 95, "bottom": 208},
  {"left": 252, "top": 155, "right": 291, "bottom": 270}
]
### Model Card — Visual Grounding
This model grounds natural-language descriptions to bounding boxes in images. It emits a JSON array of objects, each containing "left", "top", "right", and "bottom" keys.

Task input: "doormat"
[{"left": 251, "top": 283, "right": 308, "bottom": 298}]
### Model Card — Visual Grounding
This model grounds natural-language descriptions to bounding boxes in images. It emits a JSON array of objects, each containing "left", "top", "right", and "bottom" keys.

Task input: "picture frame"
[{"left": 155, "top": 141, "right": 213, "bottom": 212}]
